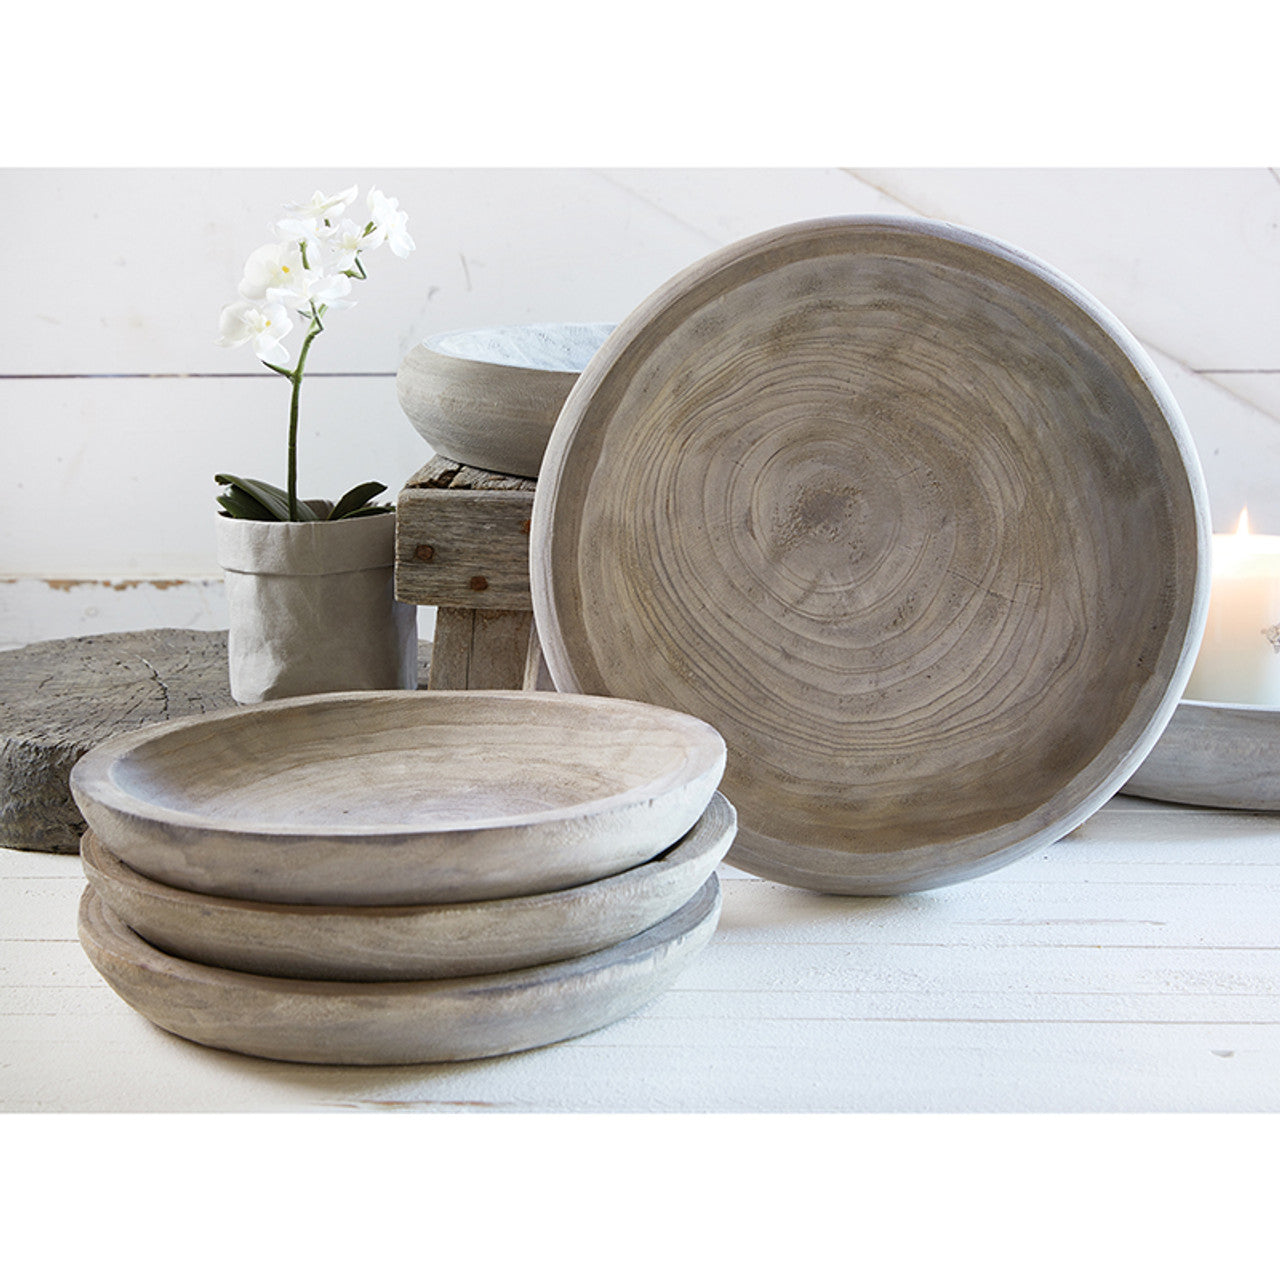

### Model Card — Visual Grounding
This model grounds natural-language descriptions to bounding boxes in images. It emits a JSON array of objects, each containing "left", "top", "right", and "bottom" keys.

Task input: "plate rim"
[{"left": 69, "top": 686, "right": 726, "bottom": 840}]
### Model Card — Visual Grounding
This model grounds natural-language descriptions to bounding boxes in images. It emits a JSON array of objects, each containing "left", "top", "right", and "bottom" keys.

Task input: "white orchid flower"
[
  {"left": 239, "top": 241, "right": 354, "bottom": 314},
  {"left": 238, "top": 242, "right": 308, "bottom": 301},
  {"left": 274, "top": 184, "right": 358, "bottom": 240},
  {"left": 296, "top": 270, "right": 355, "bottom": 312},
  {"left": 323, "top": 217, "right": 382, "bottom": 273},
  {"left": 216, "top": 299, "right": 293, "bottom": 362},
  {"left": 366, "top": 187, "right": 415, "bottom": 258}
]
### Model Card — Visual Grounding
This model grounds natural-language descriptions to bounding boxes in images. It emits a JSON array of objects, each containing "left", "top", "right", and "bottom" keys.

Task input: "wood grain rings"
[{"left": 532, "top": 216, "right": 1210, "bottom": 894}]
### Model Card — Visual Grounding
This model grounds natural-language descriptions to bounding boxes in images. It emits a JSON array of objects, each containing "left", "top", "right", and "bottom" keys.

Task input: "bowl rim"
[
  {"left": 417, "top": 321, "right": 617, "bottom": 373},
  {"left": 70, "top": 688, "right": 727, "bottom": 841}
]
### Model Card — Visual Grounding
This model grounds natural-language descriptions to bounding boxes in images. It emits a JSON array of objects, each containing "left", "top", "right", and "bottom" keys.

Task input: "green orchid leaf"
[
  {"left": 329, "top": 480, "right": 388, "bottom": 521},
  {"left": 216, "top": 488, "right": 275, "bottom": 521},
  {"left": 337, "top": 503, "right": 395, "bottom": 519},
  {"left": 214, "top": 474, "right": 321, "bottom": 521}
]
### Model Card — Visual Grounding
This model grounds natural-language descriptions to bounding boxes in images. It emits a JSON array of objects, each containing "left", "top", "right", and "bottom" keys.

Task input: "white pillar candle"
[{"left": 1183, "top": 509, "right": 1280, "bottom": 706}]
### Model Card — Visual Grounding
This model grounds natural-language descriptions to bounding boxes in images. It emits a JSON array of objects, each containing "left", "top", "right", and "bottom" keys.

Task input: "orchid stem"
[{"left": 286, "top": 319, "right": 322, "bottom": 521}]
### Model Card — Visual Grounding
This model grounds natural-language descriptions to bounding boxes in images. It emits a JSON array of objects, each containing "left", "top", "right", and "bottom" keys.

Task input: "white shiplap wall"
[{"left": 4, "top": 168, "right": 1279, "bottom": 647}]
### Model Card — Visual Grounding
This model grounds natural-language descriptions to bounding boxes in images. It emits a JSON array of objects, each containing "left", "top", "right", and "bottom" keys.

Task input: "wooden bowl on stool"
[{"left": 397, "top": 322, "right": 614, "bottom": 479}]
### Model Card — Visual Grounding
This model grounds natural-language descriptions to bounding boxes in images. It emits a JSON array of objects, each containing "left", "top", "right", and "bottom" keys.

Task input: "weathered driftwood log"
[{"left": 0, "top": 629, "right": 431, "bottom": 854}]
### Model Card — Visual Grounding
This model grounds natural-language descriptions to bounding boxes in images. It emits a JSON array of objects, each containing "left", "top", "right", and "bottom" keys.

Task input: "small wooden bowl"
[
  {"left": 1121, "top": 700, "right": 1280, "bottom": 810},
  {"left": 79, "top": 792, "right": 735, "bottom": 980},
  {"left": 78, "top": 877, "right": 722, "bottom": 1064},
  {"left": 397, "top": 323, "right": 614, "bottom": 478},
  {"left": 70, "top": 690, "right": 725, "bottom": 906}
]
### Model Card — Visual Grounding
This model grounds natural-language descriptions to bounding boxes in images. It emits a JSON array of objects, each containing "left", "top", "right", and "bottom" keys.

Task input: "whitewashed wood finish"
[
  {"left": 75, "top": 876, "right": 722, "bottom": 1065},
  {"left": 4, "top": 795, "right": 1280, "bottom": 1110},
  {"left": 1122, "top": 700, "right": 1280, "bottom": 809},
  {"left": 1, "top": 374, "right": 431, "bottom": 580},
  {"left": 3, "top": 170, "right": 888, "bottom": 377},
  {"left": 69, "top": 689, "right": 726, "bottom": 906},
  {"left": 1145, "top": 349, "right": 1280, "bottom": 535},
  {"left": 78, "top": 792, "right": 735, "bottom": 981},
  {"left": 853, "top": 169, "right": 1280, "bottom": 391},
  {"left": 533, "top": 215, "right": 1211, "bottom": 896},
  {"left": 397, "top": 324, "right": 614, "bottom": 478}
]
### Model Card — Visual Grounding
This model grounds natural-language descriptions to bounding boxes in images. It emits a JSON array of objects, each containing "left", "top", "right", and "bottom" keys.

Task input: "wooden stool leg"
[{"left": 428, "top": 607, "right": 537, "bottom": 690}]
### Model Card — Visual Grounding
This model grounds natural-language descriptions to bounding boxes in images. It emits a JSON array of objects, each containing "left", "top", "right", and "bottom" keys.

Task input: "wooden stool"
[{"left": 395, "top": 455, "right": 552, "bottom": 691}]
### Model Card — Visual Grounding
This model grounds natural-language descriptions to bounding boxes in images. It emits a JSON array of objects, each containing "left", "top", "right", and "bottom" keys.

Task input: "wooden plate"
[
  {"left": 532, "top": 216, "right": 1209, "bottom": 894},
  {"left": 79, "top": 792, "right": 735, "bottom": 980},
  {"left": 70, "top": 690, "right": 724, "bottom": 905},
  {"left": 1121, "top": 700, "right": 1280, "bottom": 810},
  {"left": 397, "top": 323, "right": 615, "bottom": 478},
  {"left": 77, "top": 876, "right": 721, "bottom": 1064}
]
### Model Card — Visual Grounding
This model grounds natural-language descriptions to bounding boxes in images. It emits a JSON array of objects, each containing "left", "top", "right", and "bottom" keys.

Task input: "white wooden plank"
[
  {"left": 0, "top": 375, "right": 432, "bottom": 578},
  {"left": 1143, "top": 350, "right": 1280, "bottom": 533},
  {"left": 0, "top": 579, "right": 435, "bottom": 654},
  {"left": 0, "top": 848, "right": 90, "bottom": 878},
  {"left": 4, "top": 794, "right": 1279, "bottom": 1114},
  {"left": 0, "top": 880, "right": 84, "bottom": 940},
  {"left": 1200, "top": 372, "right": 1280, "bottom": 431},
  {"left": 1059, "top": 802, "right": 1280, "bottom": 858},
  {"left": 0, "top": 169, "right": 722, "bottom": 377},
  {"left": 5, "top": 1016, "right": 1273, "bottom": 1113},
  {"left": 712, "top": 880, "right": 1280, "bottom": 948},
  {"left": 593, "top": 168, "right": 905, "bottom": 245},
  {"left": 0, "top": 939, "right": 92, "bottom": 985},
  {"left": 0, "top": 579, "right": 229, "bottom": 652},
  {"left": 853, "top": 168, "right": 1280, "bottom": 373}
]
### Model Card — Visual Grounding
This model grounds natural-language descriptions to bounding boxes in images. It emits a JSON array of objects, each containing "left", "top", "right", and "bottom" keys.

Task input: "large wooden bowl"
[
  {"left": 397, "top": 323, "right": 615, "bottom": 478},
  {"left": 69, "top": 690, "right": 725, "bottom": 905},
  {"left": 79, "top": 792, "right": 735, "bottom": 980},
  {"left": 532, "top": 216, "right": 1210, "bottom": 895},
  {"left": 78, "top": 877, "right": 721, "bottom": 1064}
]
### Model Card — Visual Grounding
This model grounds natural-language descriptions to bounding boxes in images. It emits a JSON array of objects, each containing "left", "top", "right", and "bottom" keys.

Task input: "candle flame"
[{"left": 1235, "top": 507, "right": 1251, "bottom": 537}]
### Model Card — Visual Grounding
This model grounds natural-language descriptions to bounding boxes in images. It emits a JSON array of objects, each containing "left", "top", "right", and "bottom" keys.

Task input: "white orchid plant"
[{"left": 215, "top": 184, "right": 415, "bottom": 522}]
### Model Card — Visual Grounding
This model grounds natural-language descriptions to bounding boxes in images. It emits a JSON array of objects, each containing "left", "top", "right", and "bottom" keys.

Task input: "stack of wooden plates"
[{"left": 69, "top": 690, "right": 730, "bottom": 1064}]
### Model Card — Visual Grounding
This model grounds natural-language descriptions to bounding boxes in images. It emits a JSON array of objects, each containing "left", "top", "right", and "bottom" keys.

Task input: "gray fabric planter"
[{"left": 216, "top": 512, "right": 417, "bottom": 703}]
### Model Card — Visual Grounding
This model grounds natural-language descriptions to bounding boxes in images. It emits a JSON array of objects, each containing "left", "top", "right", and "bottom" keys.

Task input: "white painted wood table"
[{"left": 2, "top": 794, "right": 1277, "bottom": 1112}]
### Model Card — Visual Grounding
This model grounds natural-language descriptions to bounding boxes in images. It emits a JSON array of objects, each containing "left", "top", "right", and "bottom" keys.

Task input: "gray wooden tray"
[
  {"left": 1121, "top": 700, "right": 1280, "bottom": 810},
  {"left": 78, "top": 876, "right": 721, "bottom": 1065}
]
